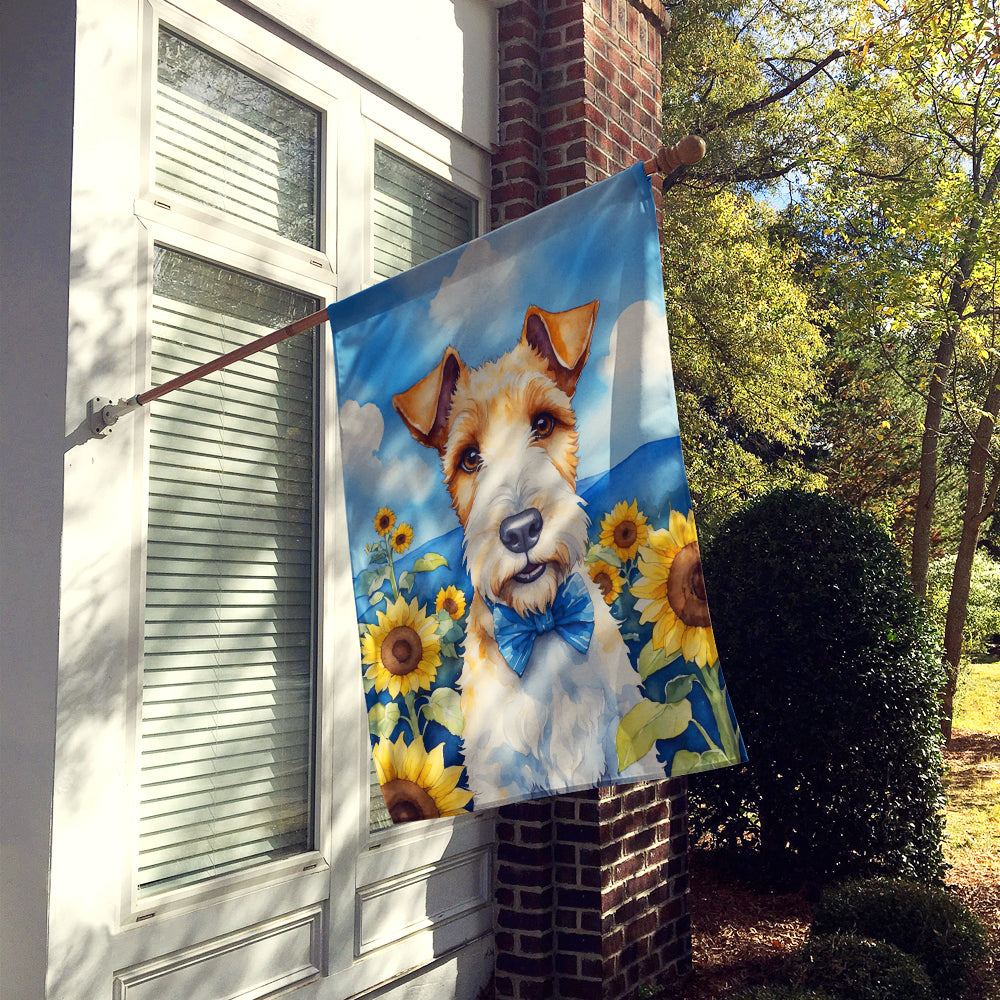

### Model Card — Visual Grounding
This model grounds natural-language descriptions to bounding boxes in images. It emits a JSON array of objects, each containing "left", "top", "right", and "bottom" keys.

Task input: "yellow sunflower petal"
[
  {"left": 668, "top": 508, "right": 690, "bottom": 547},
  {"left": 374, "top": 507, "right": 396, "bottom": 537}
]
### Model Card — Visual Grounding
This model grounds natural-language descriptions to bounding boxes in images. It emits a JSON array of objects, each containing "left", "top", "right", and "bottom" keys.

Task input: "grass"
[
  {"left": 945, "top": 659, "right": 1000, "bottom": 871},
  {"left": 955, "top": 658, "right": 1000, "bottom": 734},
  {"left": 939, "top": 658, "right": 1000, "bottom": 1000},
  {"left": 669, "top": 658, "right": 1000, "bottom": 1000}
]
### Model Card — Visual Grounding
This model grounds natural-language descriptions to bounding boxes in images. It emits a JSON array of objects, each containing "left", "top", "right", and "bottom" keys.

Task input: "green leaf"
[
  {"left": 368, "top": 701, "right": 401, "bottom": 738},
  {"left": 586, "top": 544, "right": 623, "bottom": 568},
  {"left": 421, "top": 687, "right": 464, "bottom": 736},
  {"left": 397, "top": 571, "right": 414, "bottom": 592},
  {"left": 365, "top": 566, "right": 391, "bottom": 596},
  {"left": 413, "top": 552, "right": 448, "bottom": 573},
  {"left": 440, "top": 641, "right": 458, "bottom": 660},
  {"left": 369, "top": 591, "right": 386, "bottom": 607},
  {"left": 662, "top": 673, "right": 696, "bottom": 704},
  {"left": 638, "top": 640, "right": 667, "bottom": 680},
  {"left": 670, "top": 747, "right": 731, "bottom": 776},
  {"left": 436, "top": 613, "right": 464, "bottom": 642},
  {"left": 637, "top": 640, "right": 682, "bottom": 679},
  {"left": 616, "top": 697, "right": 693, "bottom": 771}
]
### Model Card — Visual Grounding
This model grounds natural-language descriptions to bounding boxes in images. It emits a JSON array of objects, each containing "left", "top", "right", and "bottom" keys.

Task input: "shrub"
[
  {"left": 927, "top": 550, "right": 1000, "bottom": 659},
  {"left": 732, "top": 987, "right": 837, "bottom": 1000},
  {"left": 811, "top": 878, "right": 988, "bottom": 999},
  {"left": 693, "top": 489, "right": 946, "bottom": 882},
  {"left": 791, "top": 933, "right": 934, "bottom": 1000}
]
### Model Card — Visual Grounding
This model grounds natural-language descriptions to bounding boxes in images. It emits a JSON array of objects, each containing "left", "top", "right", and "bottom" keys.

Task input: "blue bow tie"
[{"left": 490, "top": 573, "right": 595, "bottom": 677}]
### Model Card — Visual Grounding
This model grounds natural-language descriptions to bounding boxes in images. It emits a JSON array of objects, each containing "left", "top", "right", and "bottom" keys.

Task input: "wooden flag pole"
[{"left": 88, "top": 136, "right": 705, "bottom": 437}]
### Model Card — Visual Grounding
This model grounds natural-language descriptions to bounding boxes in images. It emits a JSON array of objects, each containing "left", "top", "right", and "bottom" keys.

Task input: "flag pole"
[
  {"left": 642, "top": 134, "right": 706, "bottom": 177},
  {"left": 88, "top": 135, "right": 705, "bottom": 438}
]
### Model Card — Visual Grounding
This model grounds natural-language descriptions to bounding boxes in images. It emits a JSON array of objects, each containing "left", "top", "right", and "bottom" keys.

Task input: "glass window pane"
[
  {"left": 139, "top": 246, "right": 318, "bottom": 895},
  {"left": 368, "top": 150, "right": 477, "bottom": 832},
  {"left": 372, "top": 146, "right": 477, "bottom": 279},
  {"left": 156, "top": 27, "right": 320, "bottom": 248}
]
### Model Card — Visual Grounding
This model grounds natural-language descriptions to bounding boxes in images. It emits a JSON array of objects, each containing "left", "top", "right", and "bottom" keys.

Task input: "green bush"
[
  {"left": 731, "top": 987, "right": 837, "bottom": 1000},
  {"left": 693, "top": 489, "right": 946, "bottom": 882},
  {"left": 791, "top": 933, "right": 934, "bottom": 1000},
  {"left": 927, "top": 550, "right": 1000, "bottom": 658},
  {"left": 811, "top": 878, "right": 988, "bottom": 999}
]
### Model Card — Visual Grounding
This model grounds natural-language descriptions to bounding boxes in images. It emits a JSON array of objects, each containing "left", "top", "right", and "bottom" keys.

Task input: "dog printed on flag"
[{"left": 331, "top": 164, "right": 745, "bottom": 821}]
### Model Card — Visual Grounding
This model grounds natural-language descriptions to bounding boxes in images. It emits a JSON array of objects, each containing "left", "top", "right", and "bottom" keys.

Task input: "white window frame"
[
  {"left": 110, "top": 0, "right": 496, "bottom": 991},
  {"left": 124, "top": 0, "right": 339, "bottom": 926}
]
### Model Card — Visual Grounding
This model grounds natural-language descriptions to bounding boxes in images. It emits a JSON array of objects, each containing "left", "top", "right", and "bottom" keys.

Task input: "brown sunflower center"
[
  {"left": 593, "top": 571, "right": 613, "bottom": 598},
  {"left": 442, "top": 596, "right": 459, "bottom": 617},
  {"left": 666, "top": 541, "right": 711, "bottom": 628},
  {"left": 377, "top": 515, "right": 392, "bottom": 531},
  {"left": 613, "top": 520, "right": 638, "bottom": 550},
  {"left": 380, "top": 625, "right": 422, "bottom": 676},
  {"left": 381, "top": 778, "right": 440, "bottom": 823}
]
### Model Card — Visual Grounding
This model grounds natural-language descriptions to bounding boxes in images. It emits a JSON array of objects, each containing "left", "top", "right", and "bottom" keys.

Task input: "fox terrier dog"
[{"left": 392, "top": 300, "right": 641, "bottom": 806}]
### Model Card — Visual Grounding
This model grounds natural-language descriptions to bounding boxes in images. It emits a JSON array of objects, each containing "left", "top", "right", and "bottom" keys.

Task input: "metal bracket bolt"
[{"left": 87, "top": 396, "right": 139, "bottom": 438}]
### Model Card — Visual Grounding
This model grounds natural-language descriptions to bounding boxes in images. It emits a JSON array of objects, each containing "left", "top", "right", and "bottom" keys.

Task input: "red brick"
[
  {"left": 543, "top": 40, "right": 587, "bottom": 70},
  {"left": 539, "top": 160, "right": 581, "bottom": 184},
  {"left": 503, "top": 120, "right": 543, "bottom": 145},
  {"left": 558, "top": 930, "right": 602, "bottom": 954},
  {"left": 560, "top": 979, "right": 604, "bottom": 1000}
]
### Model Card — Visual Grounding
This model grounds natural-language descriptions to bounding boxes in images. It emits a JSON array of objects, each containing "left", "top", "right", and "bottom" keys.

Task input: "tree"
[
  {"left": 661, "top": 188, "right": 825, "bottom": 530},
  {"left": 802, "top": 0, "right": 1000, "bottom": 735},
  {"left": 658, "top": 1, "right": 844, "bottom": 529}
]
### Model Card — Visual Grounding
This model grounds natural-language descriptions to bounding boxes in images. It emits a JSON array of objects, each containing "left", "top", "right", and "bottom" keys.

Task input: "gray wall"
[{"left": 0, "top": 1, "right": 76, "bottom": 994}]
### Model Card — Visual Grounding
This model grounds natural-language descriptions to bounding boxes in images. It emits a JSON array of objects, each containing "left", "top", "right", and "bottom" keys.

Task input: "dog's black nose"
[{"left": 499, "top": 508, "right": 543, "bottom": 554}]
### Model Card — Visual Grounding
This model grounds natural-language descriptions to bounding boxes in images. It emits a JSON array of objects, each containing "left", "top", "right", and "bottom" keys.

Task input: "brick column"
[{"left": 490, "top": 3, "right": 692, "bottom": 999}]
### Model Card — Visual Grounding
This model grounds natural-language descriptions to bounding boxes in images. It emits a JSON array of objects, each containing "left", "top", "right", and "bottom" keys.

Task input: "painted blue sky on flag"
[{"left": 330, "top": 164, "right": 745, "bottom": 822}]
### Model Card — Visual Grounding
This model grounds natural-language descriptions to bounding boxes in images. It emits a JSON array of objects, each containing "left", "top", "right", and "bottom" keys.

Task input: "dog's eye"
[
  {"left": 531, "top": 412, "right": 556, "bottom": 440},
  {"left": 459, "top": 446, "right": 482, "bottom": 473}
]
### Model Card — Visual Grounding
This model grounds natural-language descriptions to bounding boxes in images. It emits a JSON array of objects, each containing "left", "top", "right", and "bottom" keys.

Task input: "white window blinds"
[
  {"left": 372, "top": 146, "right": 477, "bottom": 279},
  {"left": 156, "top": 28, "right": 320, "bottom": 248},
  {"left": 138, "top": 249, "right": 319, "bottom": 896},
  {"left": 368, "top": 149, "right": 477, "bottom": 832}
]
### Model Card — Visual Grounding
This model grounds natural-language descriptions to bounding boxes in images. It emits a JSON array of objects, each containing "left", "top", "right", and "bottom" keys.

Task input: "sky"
[{"left": 329, "top": 164, "right": 682, "bottom": 570}]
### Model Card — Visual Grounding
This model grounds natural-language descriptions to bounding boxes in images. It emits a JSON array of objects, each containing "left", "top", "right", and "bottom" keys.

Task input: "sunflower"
[
  {"left": 632, "top": 508, "right": 718, "bottom": 668},
  {"left": 361, "top": 595, "right": 441, "bottom": 698},
  {"left": 435, "top": 584, "right": 467, "bottom": 620},
  {"left": 599, "top": 499, "right": 649, "bottom": 562},
  {"left": 391, "top": 522, "right": 414, "bottom": 554},
  {"left": 374, "top": 507, "right": 396, "bottom": 537},
  {"left": 373, "top": 734, "right": 473, "bottom": 822},
  {"left": 588, "top": 559, "right": 624, "bottom": 605}
]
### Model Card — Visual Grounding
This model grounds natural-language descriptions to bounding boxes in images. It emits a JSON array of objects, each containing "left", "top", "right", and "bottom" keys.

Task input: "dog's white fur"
[{"left": 393, "top": 301, "right": 640, "bottom": 806}]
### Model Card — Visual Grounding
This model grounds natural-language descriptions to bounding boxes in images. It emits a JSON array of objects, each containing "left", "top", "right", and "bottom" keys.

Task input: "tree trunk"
[
  {"left": 911, "top": 160, "right": 1000, "bottom": 596},
  {"left": 910, "top": 330, "right": 955, "bottom": 597},
  {"left": 940, "top": 375, "right": 1000, "bottom": 740}
]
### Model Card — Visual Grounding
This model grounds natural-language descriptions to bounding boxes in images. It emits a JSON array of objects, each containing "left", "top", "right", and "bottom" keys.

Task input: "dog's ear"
[
  {"left": 392, "top": 347, "right": 465, "bottom": 452},
  {"left": 520, "top": 300, "right": 599, "bottom": 396}
]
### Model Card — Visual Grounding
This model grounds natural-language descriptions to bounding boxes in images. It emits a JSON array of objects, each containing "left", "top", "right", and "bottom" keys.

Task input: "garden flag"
[{"left": 329, "top": 163, "right": 746, "bottom": 823}]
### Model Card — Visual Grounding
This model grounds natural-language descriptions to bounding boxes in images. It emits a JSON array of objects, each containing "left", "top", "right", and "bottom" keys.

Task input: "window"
[
  {"left": 136, "top": 26, "right": 323, "bottom": 897},
  {"left": 139, "top": 248, "right": 318, "bottom": 895},
  {"left": 155, "top": 28, "right": 320, "bottom": 247},
  {"left": 372, "top": 145, "right": 478, "bottom": 279},
  {"left": 367, "top": 146, "right": 478, "bottom": 833}
]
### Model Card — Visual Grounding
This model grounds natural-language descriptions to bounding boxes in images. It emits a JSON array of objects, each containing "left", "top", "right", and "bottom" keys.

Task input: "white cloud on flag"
[
  {"left": 429, "top": 238, "right": 521, "bottom": 337},
  {"left": 338, "top": 400, "right": 439, "bottom": 553},
  {"left": 577, "top": 299, "right": 678, "bottom": 475}
]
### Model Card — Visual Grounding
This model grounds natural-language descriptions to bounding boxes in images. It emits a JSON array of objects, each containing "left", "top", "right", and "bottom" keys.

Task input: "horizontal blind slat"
[{"left": 140, "top": 242, "right": 316, "bottom": 896}]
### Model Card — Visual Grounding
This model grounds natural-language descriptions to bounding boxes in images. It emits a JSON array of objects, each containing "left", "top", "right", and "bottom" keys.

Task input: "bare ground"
[{"left": 671, "top": 733, "right": 1000, "bottom": 999}]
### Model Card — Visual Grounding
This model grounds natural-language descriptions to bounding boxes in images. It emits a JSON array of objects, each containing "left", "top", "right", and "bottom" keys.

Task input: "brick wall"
[
  {"left": 489, "top": 3, "right": 692, "bottom": 998},
  {"left": 492, "top": 0, "right": 668, "bottom": 226}
]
